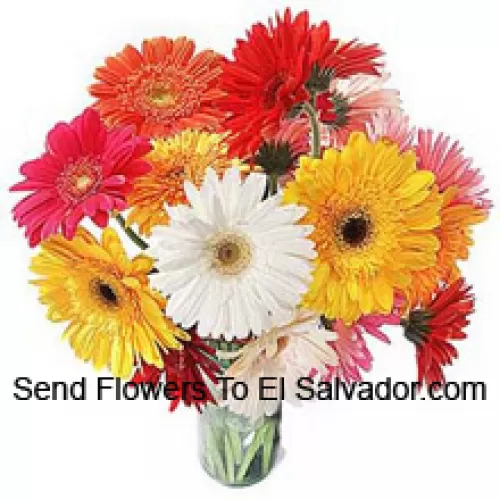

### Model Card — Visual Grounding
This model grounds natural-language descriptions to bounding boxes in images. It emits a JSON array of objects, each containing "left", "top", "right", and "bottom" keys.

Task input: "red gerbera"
[
  {"left": 132, "top": 333, "right": 221, "bottom": 412},
  {"left": 10, "top": 108, "right": 151, "bottom": 247},
  {"left": 219, "top": 8, "right": 383, "bottom": 158},
  {"left": 403, "top": 278, "right": 474, "bottom": 388}
]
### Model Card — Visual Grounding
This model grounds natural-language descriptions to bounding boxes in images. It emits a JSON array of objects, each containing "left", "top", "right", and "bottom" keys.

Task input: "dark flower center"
[
  {"left": 337, "top": 211, "right": 373, "bottom": 248},
  {"left": 263, "top": 75, "right": 285, "bottom": 108},
  {"left": 92, "top": 279, "right": 120, "bottom": 308}
]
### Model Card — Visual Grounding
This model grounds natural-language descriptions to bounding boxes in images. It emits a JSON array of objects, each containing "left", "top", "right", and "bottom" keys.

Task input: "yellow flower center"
[
  {"left": 75, "top": 175, "right": 93, "bottom": 192},
  {"left": 57, "top": 160, "right": 101, "bottom": 203},
  {"left": 208, "top": 232, "right": 252, "bottom": 276},
  {"left": 149, "top": 86, "right": 176, "bottom": 107}
]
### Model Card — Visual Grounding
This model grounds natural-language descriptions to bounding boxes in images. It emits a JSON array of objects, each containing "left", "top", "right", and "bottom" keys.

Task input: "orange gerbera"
[
  {"left": 89, "top": 37, "right": 226, "bottom": 137},
  {"left": 408, "top": 189, "right": 486, "bottom": 305},
  {"left": 127, "top": 130, "right": 230, "bottom": 236},
  {"left": 407, "top": 131, "right": 490, "bottom": 305}
]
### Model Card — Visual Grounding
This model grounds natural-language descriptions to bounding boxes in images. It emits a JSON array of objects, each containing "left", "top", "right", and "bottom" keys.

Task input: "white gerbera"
[
  {"left": 220, "top": 310, "right": 338, "bottom": 421},
  {"left": 149, "top": 167, "right": 316, "bottom": 340}
]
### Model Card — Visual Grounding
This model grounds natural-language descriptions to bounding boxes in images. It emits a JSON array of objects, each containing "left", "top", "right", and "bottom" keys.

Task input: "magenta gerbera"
[{"left": 10, "top": 108, "right": 151, "bottom": 246}]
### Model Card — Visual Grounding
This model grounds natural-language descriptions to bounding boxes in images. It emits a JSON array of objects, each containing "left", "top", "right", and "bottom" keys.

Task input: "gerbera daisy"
[
  {"left": 317, "top": 73, "right": 400, "bottom": 148},
  {"left": 402, "top": 278, "right": 474, "bottom": 387},
  {"left": 89, "top": 37, "right": 226, "bottom": 137},
  {"left": 149, "top": 167, "right": 316, "bottom": 340},
  {"left": 366, "top": 109, "right": 415, "bottom": 152},
  {"left": 127, "top": 130, "right": 230, "bottom": 236},
  {"left": 416, "top": 130, "right": 491, "bottom": 210},
  {"left": 283, "top": 132, "right": 443, "bottom": 324},
  {"left": 30, "top": 227, "right": 188, "bottom": 378},
  {"left": 407, "top": 131, "right": 490, "bottom": 304},
  {"left": 314, "top": 313, "right": 398, "bottom": 382},
  {"left": 132, "top": 332, "right": 221, "bottom": 411},
  {"left": 10, "top": 108, "right": 151, "bottom": 247},
  {"left": 219, "top": 8, "right": 383, "bottom": 158},
  {"left": 221, "top": 310, "right": 338, "bottom": 421},
  {"left": 407, "top": 190, "right": 486, "bottom": 305}
]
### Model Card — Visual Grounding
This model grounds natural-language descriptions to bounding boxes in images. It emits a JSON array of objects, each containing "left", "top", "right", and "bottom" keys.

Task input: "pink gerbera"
[
  {"left": 366, "top": 109, "right": 415, "bottom": 152},
  {"left": 10, "top": 108, "right": 151, "bottom": 246},
  {"left": 317, "top": 73, "right": 400, "bottom": 148},
  {"left": 416, "top": 129, "right": 491, "bottom": 211},
  {"left": 319, "top": 313, "right": 399, "bottom": 383}
]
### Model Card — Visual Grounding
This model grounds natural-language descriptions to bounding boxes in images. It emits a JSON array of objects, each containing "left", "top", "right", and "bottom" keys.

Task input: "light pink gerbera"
[
  {"left": 315, "top": 313, "right": 399, "bottom": 383},
  {"left": 366, "top": 109, "right": 415, "bottom": 152},
  {"left": 316, "top": 73, "right": 400, "bottom": 148},
  {"left": 416, "top": 130, "right": 491, "bottom": 211},
  {"left": 10, "top": 108, "right": 151, "bottom": 246}
]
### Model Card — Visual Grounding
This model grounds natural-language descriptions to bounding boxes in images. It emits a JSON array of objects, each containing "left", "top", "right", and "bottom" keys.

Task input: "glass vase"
[{"left": 198, "top": 403, "right": 281, "bottom": 487}]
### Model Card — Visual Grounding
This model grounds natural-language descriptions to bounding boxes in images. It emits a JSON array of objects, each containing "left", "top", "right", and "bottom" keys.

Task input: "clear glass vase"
[{"left": 198, "top": 403, "right": 281, "bottom": 487}]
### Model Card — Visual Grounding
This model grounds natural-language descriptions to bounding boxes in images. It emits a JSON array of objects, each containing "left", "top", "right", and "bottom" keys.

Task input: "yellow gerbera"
[
  {"left": 127, "top": 130, "right": 230, "bottom": 236},
  {"left": 283, "top": 132, "right": 443, "bottom": 324},
  {"left": 30, "top": 227, "right": 189, "bottom": 378},
  {"left": 407, "top": 188, "right": 487, "bottom": 305}
]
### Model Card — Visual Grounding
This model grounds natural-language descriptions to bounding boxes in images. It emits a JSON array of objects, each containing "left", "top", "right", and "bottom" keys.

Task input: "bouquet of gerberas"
[{"left": 10, "top": 8, "right": 490, "bottom": 487}]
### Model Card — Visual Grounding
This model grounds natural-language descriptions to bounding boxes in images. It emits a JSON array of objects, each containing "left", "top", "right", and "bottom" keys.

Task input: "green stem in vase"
[
  {"left": 228, "top": 427, "right": 243, "bottom": 465},
  {"left": 236, "top": 424, "right": 267, "bottom": 483},
  {"left": 206, "top": 424, "right": 227, "bottom": 483},
  {"left": 302, "top": 100, "right": 321, "bottom": 159},
  {"left": 224, "top": 433, "right": 236, "bottom": 484},
  {"left": 114, "top": 213, "right": 149, "bottom": 250},
  {"left": 261, "top": 420, "right": 277, "bottom": 476}
]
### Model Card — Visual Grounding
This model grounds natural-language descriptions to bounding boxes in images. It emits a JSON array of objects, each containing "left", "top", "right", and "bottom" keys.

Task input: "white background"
[{"left": 1, "top": 0, "right": 499, "bottom": 499}]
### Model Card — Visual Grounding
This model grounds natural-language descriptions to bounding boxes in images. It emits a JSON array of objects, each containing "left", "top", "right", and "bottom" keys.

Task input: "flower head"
[
  {"left": 149, "top": 167, "right": 316, "bottom": 340},
  {"left": 407, "top": 131, "right": 490, "bottom": 304},
  {"left": 10, "top": 108, "right": 151, "bottom": 246},
  {"left": 407, "top": 190, "right": 486, "bottom": 305},
  {"left": 30, "top": 228, "right": 188, "bottom": 378},
  {"left": 127, "top": 130, "right": 231, "bottom": 236},
  {"left": 284, "top": 132, "right": 443, "bottom": 324},
  {"left": 317, "top": 74, "right": 400, "bottom": 148},
  {"left": 315, "top": 313, "right": 398, "bottom": 382},
  {"left": 219, "top": 8, "right": 383, "bottom": 158},
  {"left": 132, "top": 332, "right": 221, "bottom": 411},
  {"left": 222, "top": 310, "right": 338, "bottom": 421},
  {"left": 89, "top": 37, "right": 226, "bottom": 137},
  {"left": 416, "top": 130, "right": 491, "bottom": 210},
  {"left": 403, "top": 278, "right": 474, "bottom": 387}
]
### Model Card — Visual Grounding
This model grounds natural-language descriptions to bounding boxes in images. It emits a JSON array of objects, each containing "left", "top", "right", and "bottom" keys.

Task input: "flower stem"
[
  {"left": 268, "top": 173, "right": 279, "bottom": 196},
  {"left": 302, "top": 100, "right": 321, "bottom": 159},
  {"left": 114, "top": 213, "right": 149, "bottom": 250}
]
